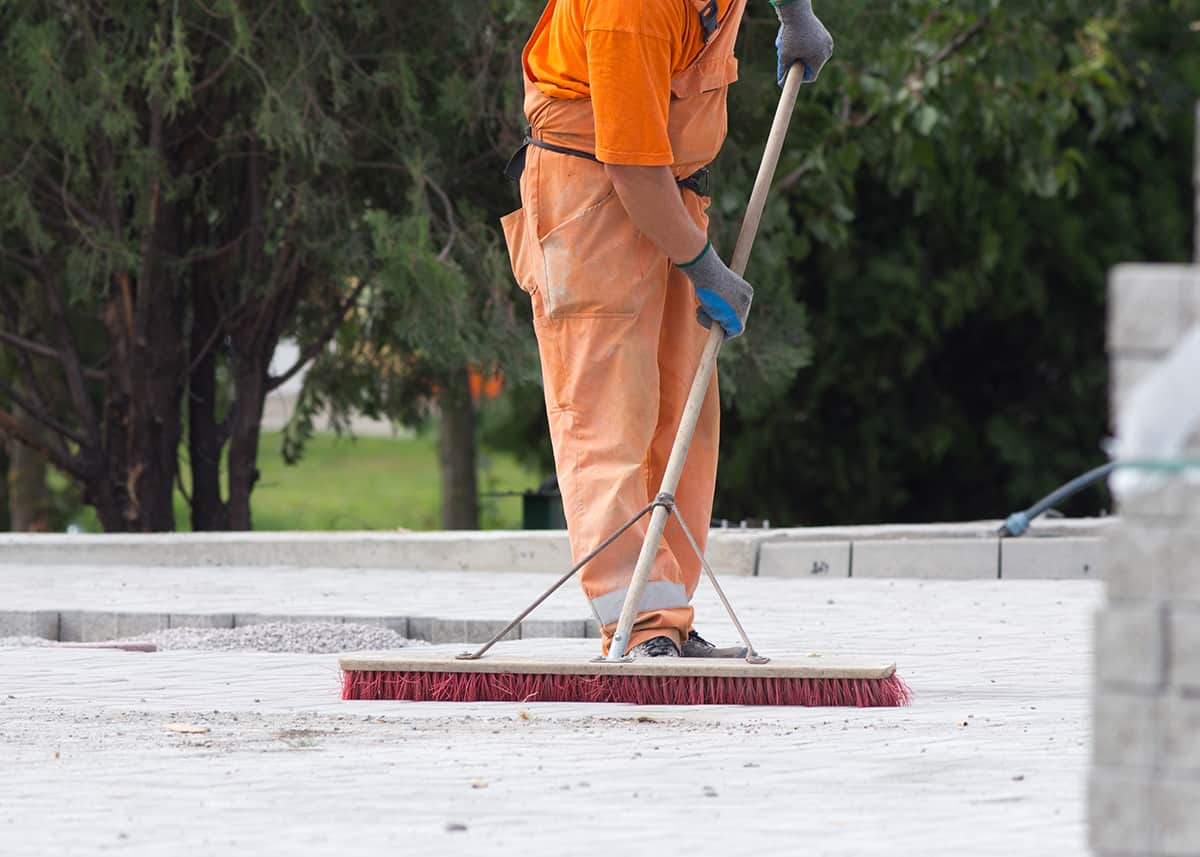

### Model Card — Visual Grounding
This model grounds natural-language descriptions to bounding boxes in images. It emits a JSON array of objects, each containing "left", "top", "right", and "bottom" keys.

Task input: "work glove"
[
  {"left": 773, "top": 0, "right": 833, "bottom": 86},
  {"left": 677, "top": 242, "right": 754, "bottom": 340}
]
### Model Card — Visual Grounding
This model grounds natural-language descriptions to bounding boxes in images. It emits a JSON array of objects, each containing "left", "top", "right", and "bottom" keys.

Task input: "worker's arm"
[
  {"left": 605, "top": 162, "right": 753, "bottom": 339},
  {"left": 605, "top": 163, "right": 707, "bottom": 265}
]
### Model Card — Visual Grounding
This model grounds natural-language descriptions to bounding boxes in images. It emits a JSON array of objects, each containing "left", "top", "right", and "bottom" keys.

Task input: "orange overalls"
[{"left": 501, "top": 0, "right": 747, "bottom": 655}]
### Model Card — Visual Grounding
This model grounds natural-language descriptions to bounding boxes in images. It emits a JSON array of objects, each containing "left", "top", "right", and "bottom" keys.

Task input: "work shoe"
[
  {"left": 681, "top": 630, "right": 748, "bottom": 659},
  {"left": 627, "top": 636, "right": 680, "bottom": 658}
]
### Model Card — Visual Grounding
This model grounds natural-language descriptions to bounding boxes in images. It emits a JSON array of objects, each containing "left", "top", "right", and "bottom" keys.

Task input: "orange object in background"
[
  {"left": 501, "top": 0, "right": 748, "bottom": 654},
  {"left": 468, "top": 368, "right": 504, "bottom": 402}
]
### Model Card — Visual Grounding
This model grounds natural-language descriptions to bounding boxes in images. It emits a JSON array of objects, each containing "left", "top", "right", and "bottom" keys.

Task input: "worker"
[{"left": 501, "top": 0, "right": 832, "bottom": 657}]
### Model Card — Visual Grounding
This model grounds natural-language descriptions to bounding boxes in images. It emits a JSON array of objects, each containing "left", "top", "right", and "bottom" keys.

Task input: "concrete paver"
[{"left": 0, "top": 579, "right": 1101, "bottom": 856}]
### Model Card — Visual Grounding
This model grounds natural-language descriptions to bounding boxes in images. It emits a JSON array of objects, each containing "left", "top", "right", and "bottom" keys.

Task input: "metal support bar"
[
  {"left": 672, "top": 503, "right": 769, "bottom": 664},
  {"left": 455, "top": 500, "right": 658, "bottom": 660}
]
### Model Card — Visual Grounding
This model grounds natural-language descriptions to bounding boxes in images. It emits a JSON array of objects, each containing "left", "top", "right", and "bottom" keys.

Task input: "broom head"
[{"left": 340, "top": 651, "right": 910, "bottom": 707}]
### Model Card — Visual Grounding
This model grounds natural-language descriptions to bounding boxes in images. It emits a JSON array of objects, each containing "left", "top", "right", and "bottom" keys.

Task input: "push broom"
[{"left": 342, "top": 66, "right": 910, "bottom": 707}]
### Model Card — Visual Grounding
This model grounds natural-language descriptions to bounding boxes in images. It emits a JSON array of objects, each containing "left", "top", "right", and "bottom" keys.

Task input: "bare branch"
[
  {"left": 0, "top": 377, "right": 89, "bottom": 448},
  {"left": 424, "top": 175, "right": 461, "bottom": 262},
  {"left": 0, "top": 330, "right": 106, "bottom": 382},
  {"left": 0, "top": 408, "right": 88, "bottom": 481},
  {"left": 265, "top": 277, "right": 369, "bottom": 393},
  {"left": 41, "top": 276, "right": 103, "bottom": 452}
]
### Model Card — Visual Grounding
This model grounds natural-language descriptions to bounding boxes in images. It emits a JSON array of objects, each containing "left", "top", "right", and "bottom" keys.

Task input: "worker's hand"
[
  {"left": 774, "top": 0, "right": 833, "bottom": 86},
  {"left": 677, "top": 242, "right": 753, "bottom": 340}
]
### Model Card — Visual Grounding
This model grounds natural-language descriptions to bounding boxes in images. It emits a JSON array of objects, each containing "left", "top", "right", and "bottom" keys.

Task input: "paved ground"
[{"left": 0, "top": 578, "right": 1099, "bottom": 856}]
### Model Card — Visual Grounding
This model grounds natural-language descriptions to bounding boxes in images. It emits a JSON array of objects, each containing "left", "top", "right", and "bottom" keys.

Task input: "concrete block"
[
  {"left": 1109, "top": 355, "right": 1159, "bottom": 431},
  {"left": 702, "top": 532, "right": 763, "bottom": 576},
  {"left": 58, "top": 611, "right": 169, "bottom": 642},
  {"left": 57, "top": 610, "right": 84, "bottom": 642},
  {"left": 1161, "top": 694, "right": 1200, "bottom": 774},
  {"left": 339, "top": 616, "right": 410, "bottom": 636},
  {"left": 1000, "top": 537, "right": 1106, "bottom": 580},
  {"left": 1108, "top": 263, "right": 1190, "bottom": 354},
  {"left": 585, "top": 620, "right": 602, "bottom": 639},
  {"left": 1095, "top": 604, "right": 1165, "bottom": 691},
  {"left": 1105, "top": 522, "right": 1169, "bottom": 601},
  {"left": 1108, "top": 521, "right": 1200, "bottom": 603},
  {"left": 757, "top": 541, "right": 851, "bottom": 578},
  {"left": 520, "top": 619, "right": 588, "bottom": 639},
  {"left": 1155, "top": 778, "right": 1200, "bottom": 856},
  {"left": 1089, "top": 769, "right": 1153, "bottom": 855},
  {"left": 1118, "top": 480, "right": 1200, "bottom": 521},
  {"left": 407, "top": 617, "right": 462, "bottom": 643},
  {"left": 850, "top": 538, "right": 998, "bottom": 579},
  {"left": 0, "top": 530, "right": 577, "bottom": 572},
  {"left": 1093, "top": 690, "right": 1159, "bottom": 769},
  {"left": 466, "top": 620, "right": 521, "bottom": 645},
  {"left": 168, "top": 614, "right": 234, "bottom": 630},
  {"left": 0, "top": 610, "right": 58, "bottom": 640},
  {"left": 404, "top": 618, "right": 519, "bottom": 646},
  {"left": 233, "top": 614, "right": 345, "bottom": 627},
  {"left": 1168, "top": 606, "right": 1200, "bottom": 690}
]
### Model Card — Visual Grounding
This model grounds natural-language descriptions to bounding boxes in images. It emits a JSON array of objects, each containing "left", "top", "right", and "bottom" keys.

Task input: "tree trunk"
[
  {"left": 226, "top": 367, "right": 267, "bottom": 531},
  {"left": 188, "top": 285, "right": 230, "bottom": 530},
  {"left": 6, "top": 406, "right": 52, "bottom": 532},
  {"left": 439, "top": 367, "right": 479, "bottom": 530}
]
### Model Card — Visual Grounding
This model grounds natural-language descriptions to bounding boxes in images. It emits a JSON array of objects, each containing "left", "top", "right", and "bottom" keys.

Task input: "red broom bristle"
[{"left": 341, "top": 669, "right": 911, "bottom": 707}]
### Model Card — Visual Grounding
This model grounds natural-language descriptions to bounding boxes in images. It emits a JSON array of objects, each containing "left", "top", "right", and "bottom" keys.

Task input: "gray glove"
[
  {"left": 677, "top": 242, "right": 753, "bottom": 340},
  {"left": 774, "top": 0, "right": 834, "bottom": 84}
]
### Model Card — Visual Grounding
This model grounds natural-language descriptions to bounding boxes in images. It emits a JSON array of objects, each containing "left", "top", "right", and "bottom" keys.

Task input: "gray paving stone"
[
  {"left": 1161, "top": 694, "right": 1200, "bottom": 775},
  {"left": 1108, "top": 263, "right": 1191, "bottom": 354},
  {"left": 1095, "top": 604, "right": 1165, "bottom": 691},
  {"left": 1093, "top": 690, "right": 1159, "bottom": 769},
  {"left": 851, "top": 538, "right": 998, "bottom": 579},
  {"left": 1155, "top": 778, "right": 1200, "bottom": 856},
  {"left": 520, "top": 619, "right": 588, "bottom": 639},
  {"left": 466, "top": 619, "right": 520, "bottom": 645},
  {"left": 585, "top": 620, "right": 602, "bottom": 639},
  {"left": 406, "top": 617, "right": 519, "bottom": 645},
  {"left": 234, "top": 614, "right": 346, "bottom": 627},
  {"left": 1001, "top": 537, "right": 1106, "bottom": 579},
  {"left": 1118, "top": 480, "right": 1200, "bottom": 521},
  {"left": 168, "top": 613, "right": 234, "bottom": 630},
  {"left": 700, "top": 532, "right": 762, "bottom": 576},
  {"left": 0, "top": 580, "right": 1103, "bottom": 857},
  {"left": 1167, "top": 606, "right": 1200, "bottom": 690},
  {"left": 756, "top": 541, "right": 851, "bottom": 578},
  {"left": 0, "top": 610, "right": 58, "bottom": 640},
  {"left": 1110, "top": 354, "right": 1160, "bottom": 430},
  {"left": 1105, "top": 522, "right": 1169, "bottom": 601},
  {"left": 1089, "top": 770, "right": 1153, "bottom": 855},
  {"left": 59, "top": 612, "right": 170, "bottom": 642},
  {"left": 339, "top": 616, "right": 410, "bottom": 636}
]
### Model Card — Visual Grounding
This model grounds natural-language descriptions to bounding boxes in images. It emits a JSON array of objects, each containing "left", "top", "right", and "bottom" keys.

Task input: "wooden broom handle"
[{"left": 607, "top": 65, "right": 806, "bottom": 660}]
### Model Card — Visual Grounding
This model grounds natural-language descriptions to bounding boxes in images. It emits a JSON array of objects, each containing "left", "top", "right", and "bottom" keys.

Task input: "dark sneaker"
[
  {"left": 681, "top": 630, "right": 748, "bottom": 659},
  {"left": 627, "top": 636, "right": 680, "bottom": 658}
]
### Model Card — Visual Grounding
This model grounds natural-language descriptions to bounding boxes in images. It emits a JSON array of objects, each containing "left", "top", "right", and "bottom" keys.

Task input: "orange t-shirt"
[{"left": 523, "top": 0, "right": 726, "bottom": 166}]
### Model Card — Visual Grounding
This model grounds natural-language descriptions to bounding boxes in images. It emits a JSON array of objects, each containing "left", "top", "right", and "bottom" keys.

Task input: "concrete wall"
[{"left": 1091, "top": 265, "right": 1200, "bottom": 856}]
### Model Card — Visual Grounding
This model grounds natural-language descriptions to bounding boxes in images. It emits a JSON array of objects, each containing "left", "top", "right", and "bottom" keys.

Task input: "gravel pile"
[{"left": 0, "top": 622, "right": 426, "bottom": 654}]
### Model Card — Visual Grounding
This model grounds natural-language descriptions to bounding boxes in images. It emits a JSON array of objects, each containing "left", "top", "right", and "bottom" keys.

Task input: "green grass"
[
  {"left": 65, "top": 431, "right": 542, "bottom": 532},
  {"left": 243, "top": 431, "right": 539, "bottom": 531}
]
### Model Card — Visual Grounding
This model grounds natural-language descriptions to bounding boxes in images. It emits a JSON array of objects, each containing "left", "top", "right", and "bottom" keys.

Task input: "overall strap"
[{"left": 691, "top": 0, "right": 720, "bottom": 41}]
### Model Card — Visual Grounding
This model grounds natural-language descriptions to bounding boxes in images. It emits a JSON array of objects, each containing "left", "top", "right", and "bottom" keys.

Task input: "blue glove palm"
[{"left": 678, "top": 243, "right": 753, "bottom": 340}]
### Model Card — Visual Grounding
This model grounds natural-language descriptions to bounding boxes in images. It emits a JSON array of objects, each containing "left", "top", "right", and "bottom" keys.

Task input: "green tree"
[{"left": 0, "top": 1, "right": 530, "bottom": 531}]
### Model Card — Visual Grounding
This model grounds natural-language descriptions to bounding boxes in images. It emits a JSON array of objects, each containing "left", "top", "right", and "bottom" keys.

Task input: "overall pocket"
[
  {"left": 537, "top": 188, "right": 655, "bottom": 319},
  {"left": 500, "top": 207, "right": 541, "bottom": 296}
]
